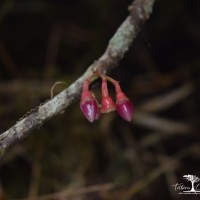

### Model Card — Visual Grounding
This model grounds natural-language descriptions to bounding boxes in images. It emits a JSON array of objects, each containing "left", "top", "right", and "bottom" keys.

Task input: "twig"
[
  {"left": 138, "top": 82, "right": 195, "bottom": 112},
  {"left": 118, "top": 144, "right": 200, "bottom": 200},
  {"left": 0, "top": 40, "right": 20, "bottom": 77},
  {"left": 134, "top": 112, "right": 192, "bottom": 134},
  {"left": 0, "top": 0, "right": 155, "bottom": 159},
  {"left": 15, "top": 183, "right": 114, "bottom": 200},
  {"left": 28, "top": 146, "right": 43, "bottom": 199},
  {"left": 0, "top": 80, "right": 51, "bottom": 94},
  {"left": 44, "top": 26, "right": 62, "bottom": 79}
]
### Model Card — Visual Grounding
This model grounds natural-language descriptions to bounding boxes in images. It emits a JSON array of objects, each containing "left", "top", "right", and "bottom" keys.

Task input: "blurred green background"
[{"left": 0, "top": 0, "right": 200, "bottom": 199}]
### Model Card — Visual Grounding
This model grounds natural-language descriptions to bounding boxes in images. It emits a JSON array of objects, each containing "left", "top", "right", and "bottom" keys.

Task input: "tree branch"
[{"left": 0, "top": 0, "right": 155, "bottom": 159}]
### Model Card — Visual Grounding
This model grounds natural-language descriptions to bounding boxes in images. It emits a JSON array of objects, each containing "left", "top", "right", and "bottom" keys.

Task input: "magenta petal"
[
  {"left": 80, "top": 98, "right": 99, "bottom": 122},
  {"left": 116, "top": 99, "right": 134, "bottom": 121}
]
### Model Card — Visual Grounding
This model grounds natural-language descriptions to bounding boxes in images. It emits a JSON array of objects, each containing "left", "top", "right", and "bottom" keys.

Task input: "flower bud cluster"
[{"left": 80, "top": 74, "right": 134, "bottom": 123}]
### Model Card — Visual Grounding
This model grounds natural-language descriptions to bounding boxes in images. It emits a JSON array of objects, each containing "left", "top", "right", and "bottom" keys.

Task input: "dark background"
[{"left": 0, "top": 0, "right": 200, "bottom": 199}]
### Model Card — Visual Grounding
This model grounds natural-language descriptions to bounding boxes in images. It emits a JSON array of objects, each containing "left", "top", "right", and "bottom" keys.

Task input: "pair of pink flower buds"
[{"left": 80, "top": 74, "right": 134, "bottom": 123}]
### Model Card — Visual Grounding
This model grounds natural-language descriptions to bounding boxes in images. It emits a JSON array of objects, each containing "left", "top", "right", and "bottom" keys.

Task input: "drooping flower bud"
[
  {"left": 100, "top": 79, "right": 115, "bottom": 113},
  {"left": 80, "top": 79, "right": 100, "bottom": 122},
  {"left": 115, "top": 82, "right": 134, "bottom": 122}
]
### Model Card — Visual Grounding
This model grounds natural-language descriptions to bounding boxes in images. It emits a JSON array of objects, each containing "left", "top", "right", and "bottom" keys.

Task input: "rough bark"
[{"left": 0, "top": 0, "right": 155, "bottom": 159}]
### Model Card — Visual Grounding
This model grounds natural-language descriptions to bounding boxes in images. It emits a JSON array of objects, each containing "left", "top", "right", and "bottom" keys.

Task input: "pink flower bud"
[
  {"left": 100, "top": 79, "right": 115, "bottom": 113},
  {"left": 116, "top": 99, "right": 134, "bottom": 121},
  {"left": 80, "top": 98, "right": 100, "bottom": 122},
  {"left": 80, "top": 80, "right": 100, "bottom": 122},
  {"left": 115, "top": 82, "right": 134, "bottom": 121}
]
